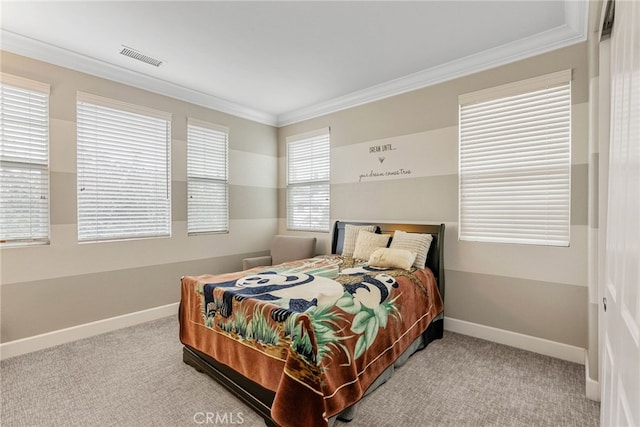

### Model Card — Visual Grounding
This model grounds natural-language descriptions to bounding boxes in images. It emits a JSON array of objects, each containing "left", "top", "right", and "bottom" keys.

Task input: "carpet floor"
[{"left": 1, "top": 316, "right": 600, "bottom": 426}]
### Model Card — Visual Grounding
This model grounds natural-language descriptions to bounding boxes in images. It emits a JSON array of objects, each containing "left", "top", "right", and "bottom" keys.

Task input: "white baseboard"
[
  {"left": 0, "top": 302, "right": 179, "bottom": 360},
  {"left": 444, "top": 317, "right": 585, "bottom": 364},
  {"left": 0, "top": 308, "right": 590, "bottom": 368},
  {"left": 584, "top": 349, "right": 601, "bottom": 401}
]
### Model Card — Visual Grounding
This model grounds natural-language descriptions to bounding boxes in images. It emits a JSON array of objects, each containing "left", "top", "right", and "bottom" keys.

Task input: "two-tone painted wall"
[
  {"left": 0, "top": 51, "right": 279, "bottom": 344},
  {"left": 2, "top": 41, "right": 593, "bottom": 366},
  {"left": 278, "top": 42, "right": 591, "bottom": 357}
]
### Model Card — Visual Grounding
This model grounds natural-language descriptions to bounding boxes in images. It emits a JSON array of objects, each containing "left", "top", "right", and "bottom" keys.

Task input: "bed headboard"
[{"left": 331, "top": 221, "right": 445, "bottom": 301}]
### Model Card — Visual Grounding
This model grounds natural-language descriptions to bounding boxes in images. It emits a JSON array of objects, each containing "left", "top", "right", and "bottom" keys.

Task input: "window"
[
  {"left": 187, "top": 119, "right": 228, "bottom": 234},
  {"left": 458, "top": 70, "right": 571, "bottom": 246},
  {"left": 287, "top": 128, "right": 330, "bottom": 232},
  {"left": 0, "top": 74, "right": 50, "bottom": 245},
  {"left": 76, "top": 92, "right": 171, "bottom": 242}
]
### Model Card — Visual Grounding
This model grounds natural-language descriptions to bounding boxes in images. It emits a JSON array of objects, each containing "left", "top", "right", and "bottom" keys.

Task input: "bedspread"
[{"left": 179, "top": 255, "right": 443, "bottom": 426}]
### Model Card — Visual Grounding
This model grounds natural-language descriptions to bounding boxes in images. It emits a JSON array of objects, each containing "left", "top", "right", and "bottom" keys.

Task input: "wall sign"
[
  {"left": 358, "top": 143, "right": 412, "bottom": 182},
  {"left": 331, "top": 128, "right": 456, "bottom": 185}
]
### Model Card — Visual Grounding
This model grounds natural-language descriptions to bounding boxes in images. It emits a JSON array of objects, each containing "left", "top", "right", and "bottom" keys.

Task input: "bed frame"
[{"left": 182, "top": 221, "right": 445, "bottom": 426}]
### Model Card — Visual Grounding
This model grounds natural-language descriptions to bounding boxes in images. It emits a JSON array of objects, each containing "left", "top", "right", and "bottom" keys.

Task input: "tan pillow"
[
  {"left": 342, "top": 224, "right": 377, "bottom": 257},
  {"left": 352, "top": 230, "right": 391, "bottom": 260},
  {"left": 389, "top": 230, "right": 433, "bottom": 268},
  {"left": 368, "top": 248, "right": 417, "bottom": 270}
]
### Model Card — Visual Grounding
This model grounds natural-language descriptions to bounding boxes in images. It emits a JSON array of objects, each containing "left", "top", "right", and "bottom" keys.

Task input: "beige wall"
[
  {"left": 0, "top": 51, "right": 278, "bottom": 342},
  {"left": 278, "top": 42, "right": 591, "bottom": 349}
]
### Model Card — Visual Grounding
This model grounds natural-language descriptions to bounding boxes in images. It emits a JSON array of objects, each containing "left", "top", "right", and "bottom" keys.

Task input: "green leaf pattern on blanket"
[
  {"left": 286, "top": 305, "right": 352, "bottom": 367},
  {"left": 309, "top": 305, "right": 352, "bottom": 367},
  {"left": 286, "top": 283, "right": 403, "bottom": 366},
  {"left": 337, "top": 291, "right": 401, "bottom": 360}
]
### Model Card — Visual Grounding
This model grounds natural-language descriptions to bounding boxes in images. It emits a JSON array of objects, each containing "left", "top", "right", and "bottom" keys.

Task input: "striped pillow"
[
  {"left": 341, "top": 224, "right": 377, "bottom": 257},
  {"left": 352, "top": 230, "right": 391, "bottom": 261},
  {"left": 389, "top": 230, "right": 433, "bottom": 269}
]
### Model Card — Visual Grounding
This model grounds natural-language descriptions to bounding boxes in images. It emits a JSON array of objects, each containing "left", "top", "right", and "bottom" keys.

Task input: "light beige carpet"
[{"left": 1, "top": 316, "right": 599, "bottom": 426}]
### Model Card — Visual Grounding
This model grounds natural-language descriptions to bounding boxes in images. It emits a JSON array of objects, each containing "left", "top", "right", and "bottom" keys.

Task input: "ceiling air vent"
[{"left": 119, "top": 45, "right": 163, "bottom": 67}]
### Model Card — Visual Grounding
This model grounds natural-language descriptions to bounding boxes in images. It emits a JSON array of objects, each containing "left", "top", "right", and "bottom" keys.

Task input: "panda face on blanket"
[
  {"left": 205, "top": 270, "right": 400, "bottom": 323},
  {"left": 235, "top": 272, "right": 345, "bottom": 312},
  {"left": 236, "top": 272, "right": 314, "bottom": 289},
  {"left": 344, "top": 274, "right": 399, "bottom": 309}
]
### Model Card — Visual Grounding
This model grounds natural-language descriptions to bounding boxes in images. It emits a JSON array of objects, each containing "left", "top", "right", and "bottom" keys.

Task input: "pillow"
[
  {"left": 341, "top": 224, "right": 377, "bottom": 257},
  {"left": 389, "top": 230, "right": 433, "bottom": 268},
  {"left": 368, "top": 248, "right": 417, "bottom": 270},
  {"left": 352, "top": 230, "right": 391, "bottom": 260}
]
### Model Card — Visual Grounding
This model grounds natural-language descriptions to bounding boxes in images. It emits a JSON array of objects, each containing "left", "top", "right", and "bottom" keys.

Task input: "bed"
[{"left": 179, "top": 221, "right": 445, "bottom": 426}]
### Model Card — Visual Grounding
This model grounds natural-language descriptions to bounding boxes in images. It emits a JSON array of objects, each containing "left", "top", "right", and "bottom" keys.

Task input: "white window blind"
[
  {"left": 458, "top": 70, "right": 572, "bottom": 246},
  {"left": 187, "top": 119, "right": 229, "bottom": 234},
  {"left": 76, "top": 92, "right": 171, "bottom": 242},
  {"left": 287, "top": 128, "right": 330, "bottom": 232},
  {"left": 0, "top": 74, "right": 50, "bottom": 245}
]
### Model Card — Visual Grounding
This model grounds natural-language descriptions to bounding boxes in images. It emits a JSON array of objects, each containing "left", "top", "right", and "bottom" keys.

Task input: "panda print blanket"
[{"left": 179, "top": 255, "right": 443, "bottom": 427}]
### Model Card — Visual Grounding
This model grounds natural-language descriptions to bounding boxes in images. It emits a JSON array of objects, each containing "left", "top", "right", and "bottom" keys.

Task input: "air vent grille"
[{"left": 119, "top": 46, "right": 163, "bottom": 67}]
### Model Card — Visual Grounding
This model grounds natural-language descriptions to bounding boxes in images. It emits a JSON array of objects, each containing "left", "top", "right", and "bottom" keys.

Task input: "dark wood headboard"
[{"left": 331, "top": 221, "right": 445, "bottom": 301}]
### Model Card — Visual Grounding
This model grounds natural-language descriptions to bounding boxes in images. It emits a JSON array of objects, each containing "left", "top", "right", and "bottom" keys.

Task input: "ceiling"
[{"left": 0, "top": 1, "right": 587, "bottom": 126}]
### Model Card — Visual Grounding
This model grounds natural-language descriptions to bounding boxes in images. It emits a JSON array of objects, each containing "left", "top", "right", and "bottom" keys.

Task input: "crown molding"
[
  {"left": 0, "top": 30, "right": 278, "bottom": 127},
  {"left": 1, "top": 0, "right": 588, "bottom": 129},
  {"left": 277, "top": 4, "right": 588, "bottom": 126},
  {"left": 565, "top": 0, "right": 589, "bottom": 36}
]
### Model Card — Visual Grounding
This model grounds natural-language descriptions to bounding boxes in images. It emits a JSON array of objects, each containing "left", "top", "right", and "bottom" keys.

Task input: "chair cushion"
[
  {"left": 271, "top": 235, "right": 317, "bottom": 265},
  {"left": 242, "top": 255, "right": 273, "bottom": 271}
]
